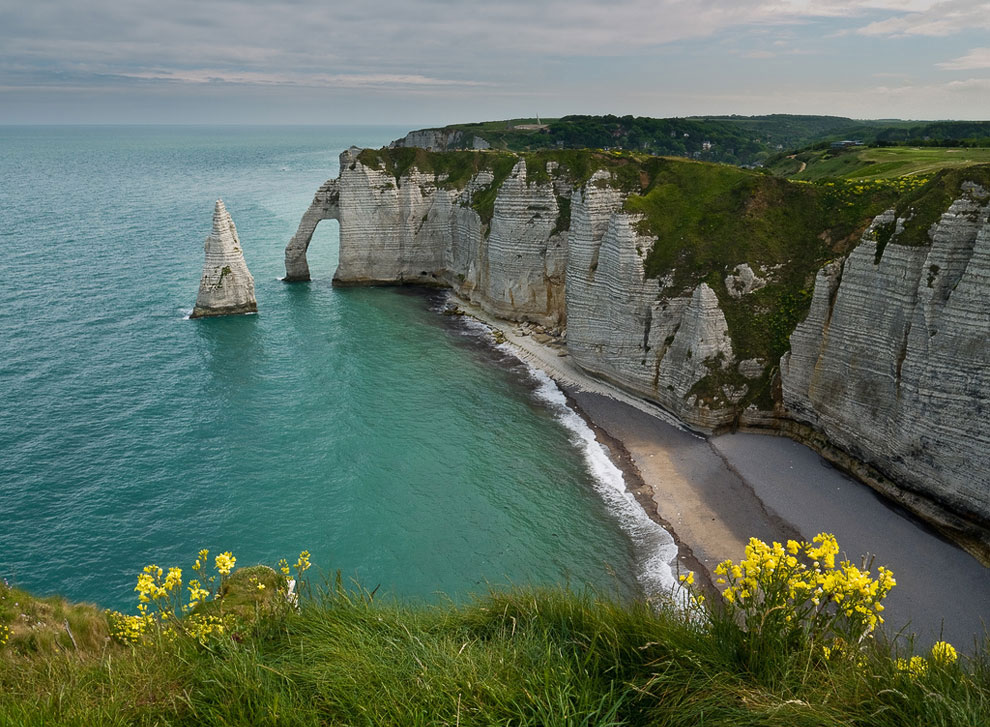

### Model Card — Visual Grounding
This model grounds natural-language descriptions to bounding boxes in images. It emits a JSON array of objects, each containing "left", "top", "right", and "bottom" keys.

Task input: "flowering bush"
[
  {"left": 108, "top": 548, "right": 312, "bottom": 646},
  {"left": 706, "top": 533, "right": 897, "bottom": 650}
]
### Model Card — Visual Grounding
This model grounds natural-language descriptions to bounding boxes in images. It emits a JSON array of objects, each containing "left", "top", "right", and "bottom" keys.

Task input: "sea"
[{"left": 0, "top": 125, "right": 678, "bottom": 611}]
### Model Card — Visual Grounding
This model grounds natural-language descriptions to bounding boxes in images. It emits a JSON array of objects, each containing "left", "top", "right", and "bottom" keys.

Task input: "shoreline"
[
  {"left": 449, "top": 295, "right": 990, "bottom": 649},
  {"left": 448, "top": 296, "right": 801, "bottom": 589}
]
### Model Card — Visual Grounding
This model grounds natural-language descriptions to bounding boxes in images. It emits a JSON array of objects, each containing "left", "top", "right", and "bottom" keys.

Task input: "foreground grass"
[{"left": 1, "top": 582, "right": 987, "bottom": 726}]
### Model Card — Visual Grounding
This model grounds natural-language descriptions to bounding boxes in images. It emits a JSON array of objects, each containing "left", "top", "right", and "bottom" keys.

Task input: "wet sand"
[{"left": 452, "top": 297, "right": 989, "bottom": 651}]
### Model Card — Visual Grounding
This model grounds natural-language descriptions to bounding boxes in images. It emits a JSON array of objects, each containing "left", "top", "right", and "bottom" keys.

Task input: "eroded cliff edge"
[{"left": 286, "top": 147, "right": 990, "bottom": 563}]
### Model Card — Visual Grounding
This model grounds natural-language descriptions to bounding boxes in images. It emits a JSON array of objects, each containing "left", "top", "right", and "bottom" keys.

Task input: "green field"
[{"left": 775, "top": 146, "right": 990, "bottom": 181}]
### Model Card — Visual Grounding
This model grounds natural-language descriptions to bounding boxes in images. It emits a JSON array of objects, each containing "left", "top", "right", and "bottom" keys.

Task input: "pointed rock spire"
[{"left": 190, "top": 200, "right": 258, "bottom": 318}]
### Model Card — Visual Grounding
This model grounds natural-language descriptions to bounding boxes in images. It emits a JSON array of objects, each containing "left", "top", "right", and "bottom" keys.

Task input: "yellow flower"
[
  {"left": 295, "top": 551, "right": 311, "bottom": 572},
  {"left": 256, "top": 583, "right": 266, "bottom": 591},
  {"left": 279, "top": 559, "right": 290, "bottom": 576},
  {"left": 678, "top": 572, "right": 695, "bottom": 585},
  {"left": 215, "top": 552, "right": 236, "bottom": 575},
  {"left": 164, "top": 567, "right": 182, "bottom": 592},
  {"left": 931, "top": 641, "right": 958, "bottom": 666}
]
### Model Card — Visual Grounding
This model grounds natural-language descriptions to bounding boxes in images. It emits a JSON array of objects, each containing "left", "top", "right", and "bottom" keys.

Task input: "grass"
[
  {"left": 891, "top": 164, "right": 990, "bottom": 246},
  {"left": 1, "top": 576, "right": 987, "bottom": 726},
  {"left": 775, "top": 146, "right": 990, "bottom": 182}
]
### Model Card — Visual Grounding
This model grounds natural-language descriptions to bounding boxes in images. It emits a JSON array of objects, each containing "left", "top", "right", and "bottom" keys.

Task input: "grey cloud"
[
  {"left": 0, "top": 0, "right": 860, "bottom": 88},
  {"left": 856, "top": 0, "right": 990, "bottom": 36},
  {"left": 938, "top": 47, "right": 990, "bottom": 70}
]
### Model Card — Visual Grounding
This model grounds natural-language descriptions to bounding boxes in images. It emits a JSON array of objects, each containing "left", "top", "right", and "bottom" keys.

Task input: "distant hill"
[{"left": 390, "top": 115, "right": 990, "bottom": 168}]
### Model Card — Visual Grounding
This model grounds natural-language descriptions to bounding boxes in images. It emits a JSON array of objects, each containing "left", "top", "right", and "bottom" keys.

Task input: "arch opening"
[{"left": 283, "top": 178, "right": 340, "bottom": 282}]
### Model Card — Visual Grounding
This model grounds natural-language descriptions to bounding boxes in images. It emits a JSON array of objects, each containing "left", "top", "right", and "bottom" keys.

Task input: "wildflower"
[
  {"left": 678, "top": 572, "right": 695, "bottom": 586},
  {"left": 257, "top": 583, "right": 266, "bottom": 591},
  {"left": 215, "top": 552, "right": 236, "bottom": 575},
  {"left": 931, "top": 641, "right": 958, "bottom": 666},
  {"left": 295, "top": 551, "right": 311, "bottom": 573},
  {"left": 164, "top": 567, "right": 182, "bottom": 592},
  {"left": 187, "top": 579, "right": 209, "bottom": 607},
  {"left": 279, "top": 559, "right": 290, "bottom": 577}
]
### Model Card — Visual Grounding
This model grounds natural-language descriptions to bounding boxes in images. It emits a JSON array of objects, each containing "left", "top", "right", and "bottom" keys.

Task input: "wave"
[
  {"left": 524, "top": 368, "right": 683, "bottom": 601},
  {"left": 438, "top": 295, "right": 684, "bottom": 602}
]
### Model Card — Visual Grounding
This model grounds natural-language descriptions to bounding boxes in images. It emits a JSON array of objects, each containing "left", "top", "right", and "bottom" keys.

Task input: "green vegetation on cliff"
[
  {"left": 768, "top": 145, "right": 990, "bottom": 182},
  {"left": 2, "top": 537, "right": 987, "bottom": 726},
  {"left": 352, "top": 147, "right": 990, "bottom": 412},
  {"left": 396, "top": 115, "right": 990, "bottom": 169},
  {"left": 890, "top": 164, "right": 990, "bottom": 247}
]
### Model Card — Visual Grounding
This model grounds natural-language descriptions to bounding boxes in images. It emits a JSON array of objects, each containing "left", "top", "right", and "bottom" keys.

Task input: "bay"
[{"left": 0, "top": 125, "right": 641, "bottom": 610}]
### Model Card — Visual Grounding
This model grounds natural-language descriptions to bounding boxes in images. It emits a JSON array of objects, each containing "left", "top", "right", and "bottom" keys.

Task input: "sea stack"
[{"left": 190, "top": 199, "right": 257, "bottom": 318}]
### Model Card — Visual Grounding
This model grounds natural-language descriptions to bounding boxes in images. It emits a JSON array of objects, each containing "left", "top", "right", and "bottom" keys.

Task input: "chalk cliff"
[
  {"left": 285, "top": 149, "right": 990, "bottom": 561},
  {"left": 390, "top": 128, "right": 491, "bottom": 151},
  {"left": 781, "top": 185, "right": 990, "bottom": 559},
  {"left": 191, "top": 200, "right": 257, "bottom": 318}
]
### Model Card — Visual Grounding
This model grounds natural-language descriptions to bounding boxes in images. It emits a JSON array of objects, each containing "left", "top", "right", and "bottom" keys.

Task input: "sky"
[{"left": 1, "top": 0, "right": 989, "bottom": 125}]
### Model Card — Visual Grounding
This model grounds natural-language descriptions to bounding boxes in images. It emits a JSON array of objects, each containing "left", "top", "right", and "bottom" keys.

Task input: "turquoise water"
[{"left": 0, "top": 126, "right": 646, "bottom": 610}]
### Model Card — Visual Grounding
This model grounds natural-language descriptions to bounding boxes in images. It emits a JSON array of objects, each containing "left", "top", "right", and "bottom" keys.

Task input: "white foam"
[
  {"left": 525, "top": 366, "right": 685, "bottom": 603},
  {"left": 442, "top": 302, "right": 687, "bottom": 603}
]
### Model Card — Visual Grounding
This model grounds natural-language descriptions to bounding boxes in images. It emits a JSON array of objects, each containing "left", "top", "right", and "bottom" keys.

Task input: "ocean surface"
[{"left": 0, "top": 125, "right": 681, "bottom": 611}]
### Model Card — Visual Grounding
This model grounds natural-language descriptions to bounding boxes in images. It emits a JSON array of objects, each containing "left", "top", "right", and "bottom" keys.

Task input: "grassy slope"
[
  {"left": 1, "top": 581, "right": 988, "bottom": 726},
  {"left": 771, "top": 146, "right": 990, "bottom": 181}
]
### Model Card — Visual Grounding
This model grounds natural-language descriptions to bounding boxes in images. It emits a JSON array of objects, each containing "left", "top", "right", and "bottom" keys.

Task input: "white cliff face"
[
  {"left": 781, "top": 189, "right": 990, "bottom": 558},
  {"left": 334, "top": 148, "right": 452, "bottom": 285},
  {"left": 476, "top": 161, "right": 567, "bottom": 323},
  {"left": 191, "top": 200, "right": 257, "bottom": 318},
  {"left": 565, "top": 178, "right": 736, "bottom": 429},
  {"left": 389, "top": 128, "right": 490, "bottom": 151},
  {"left": 332, "top": 151, "right": 567, "bottom": 323}
]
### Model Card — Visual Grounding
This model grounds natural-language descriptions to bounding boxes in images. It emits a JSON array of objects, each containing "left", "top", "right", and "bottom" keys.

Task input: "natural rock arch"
[{"left": 283, "top": 179, "right": 340, "bottom": 281}]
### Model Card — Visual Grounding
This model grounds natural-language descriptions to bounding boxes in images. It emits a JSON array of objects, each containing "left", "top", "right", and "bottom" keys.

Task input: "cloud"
[
  {"left": 3, "top": 0, "right": 987, "bottom": 122},
  {"left": 856, "top": 0, "right": 990, "bottom": 37},
  {"left": 945, "top": 77, "right": 990, "bottom": 90},
  {"left": 938, "top": 47, "right": 990, "bottom": 70},
  {"left": 117, "top": 69, "right": 490, "bottom": 88},
  {"left": 0, "top": 0, "right": 938, "bottom": 86}
]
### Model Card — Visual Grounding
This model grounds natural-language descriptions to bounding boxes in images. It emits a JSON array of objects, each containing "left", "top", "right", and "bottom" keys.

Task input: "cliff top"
[{"left": 391, "top": 114, "right": 990, "bottom": 168}]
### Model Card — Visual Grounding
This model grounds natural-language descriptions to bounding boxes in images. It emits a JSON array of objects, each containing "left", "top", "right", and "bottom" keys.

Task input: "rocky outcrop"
[
  {"left": 191, "top": 200, "right": 257, "bottom": 318},
  {"left": 724, "top": 263, "right": 767, "bottom": 299},
  {"left": 781, "top": 188, "right": 990, "bottom": 560},
  {"left": 286, "top": 152, "right": 990, "bottom": 560}
]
